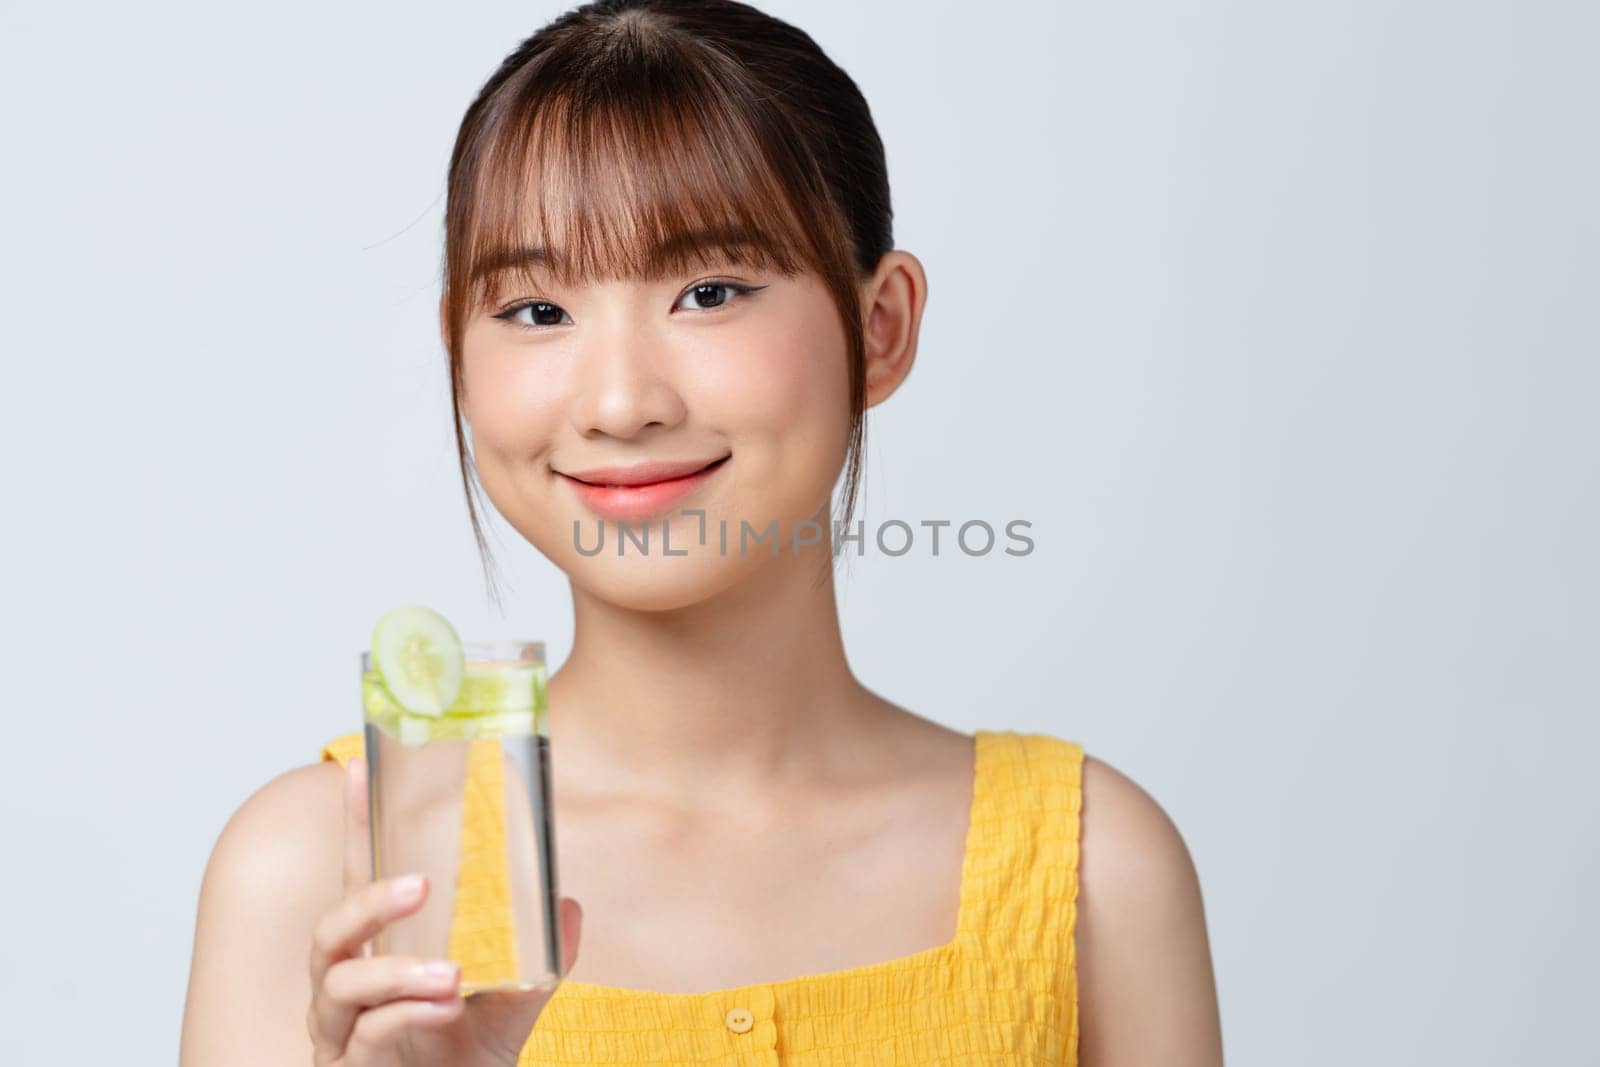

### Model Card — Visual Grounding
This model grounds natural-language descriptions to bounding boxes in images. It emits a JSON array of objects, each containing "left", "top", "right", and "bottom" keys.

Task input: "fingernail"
[
  {"left": 416, "top": 960, "right": 458, "bottom": 983},
  {"left": 395, "top": 874, "right": 425, "bottom": 902}
]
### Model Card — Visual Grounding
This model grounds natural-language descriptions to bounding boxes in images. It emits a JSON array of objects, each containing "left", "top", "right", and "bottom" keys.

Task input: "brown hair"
[{"left": 438, "top": 0, "right": 894, "bottom": 592}]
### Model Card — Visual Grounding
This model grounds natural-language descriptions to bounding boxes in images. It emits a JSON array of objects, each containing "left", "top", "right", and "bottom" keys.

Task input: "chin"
[
  {"left": 497, "top": 478, "right": 832, "bottom": 611},
  {"left": 565, "top": 543, "right": 759, "bottom": 613},
  {"left": 500, "top": 500, "right": 754, "bottom": 610}
]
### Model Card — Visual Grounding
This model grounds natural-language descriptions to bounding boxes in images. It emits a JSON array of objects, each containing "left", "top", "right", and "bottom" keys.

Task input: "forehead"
[
  {"left": 472, "top": 224, "right": 793, "bottom": 291},
  {"left": 455, "top": 90, "right": 824, "bottom": 295}
]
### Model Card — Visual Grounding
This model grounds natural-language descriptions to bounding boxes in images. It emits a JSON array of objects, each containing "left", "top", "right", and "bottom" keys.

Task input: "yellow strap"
[
  {"left": 320, "top": 733, "right": 519, "bottom": 988},
  {"left": 448, "top": 737, "right": 520, "bottom": 988}
]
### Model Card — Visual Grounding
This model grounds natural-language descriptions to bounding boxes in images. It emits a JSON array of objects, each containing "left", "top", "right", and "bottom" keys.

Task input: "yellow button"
[{"left": 724, "top": 1007, "right": 754, "bottom": 1033}]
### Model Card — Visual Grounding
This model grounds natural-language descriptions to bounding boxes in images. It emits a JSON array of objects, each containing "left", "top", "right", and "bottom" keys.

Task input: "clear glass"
[{"left": 359, "top": 640, "right": 562, "bottom": 994}]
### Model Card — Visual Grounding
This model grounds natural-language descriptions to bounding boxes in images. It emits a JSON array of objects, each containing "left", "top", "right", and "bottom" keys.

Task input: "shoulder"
[
  {"left": 198, "top": 759, "right": 346, "bottom": 906},
  {"left": 1075, "top": 751, "right": 1224, "bottom": 1064},
  {"left": 1000, "top": 734, "right": 1196, "bottom": 893},
  {"left": 1079, "top": 752, "right": 1195, "bottom": 895},
  {"left": 181, "top": 759, "right": 347, "bottom": 1059}
]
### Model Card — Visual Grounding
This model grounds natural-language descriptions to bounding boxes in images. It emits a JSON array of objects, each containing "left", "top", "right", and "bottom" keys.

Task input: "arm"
[
  {"left": 179, "top": 761, "right": 346, "bottom": 1066},
  {"left": 1077, "top": 754, "right": 1225, "bottom": 1066}
]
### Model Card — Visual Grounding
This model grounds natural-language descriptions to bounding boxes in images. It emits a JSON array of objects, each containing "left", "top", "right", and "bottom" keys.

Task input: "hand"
[{"left": 307, "top": 755, "right": 582, "bottom": 1066}]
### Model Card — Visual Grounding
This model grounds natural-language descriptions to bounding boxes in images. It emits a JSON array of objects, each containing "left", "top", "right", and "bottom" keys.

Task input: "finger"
[
  {"left": 344, "top": 756, "right": 373, "bottom": 897},
  {"left": 343, "top": 995, "right": 465, "bottom": 1062},
  {"left": 559, "top": 897, "right": 583, "bottom": 977},
  {"left": 312, "top": 954, "right": 460, "bottom": 1048},
  {"left": 309, "top": 872, "right": 428, "bottom": 989}
]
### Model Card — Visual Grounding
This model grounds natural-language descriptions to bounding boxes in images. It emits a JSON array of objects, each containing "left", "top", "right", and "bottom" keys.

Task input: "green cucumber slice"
[
  {"left": 450, "top": 662, "right": 541, "bottom": 715},
  {"left": 370, "top": 605, "right": 465, "bottom": 717},
  {"left": 368, "top": 706, "right": 539, "bottom": 745}
]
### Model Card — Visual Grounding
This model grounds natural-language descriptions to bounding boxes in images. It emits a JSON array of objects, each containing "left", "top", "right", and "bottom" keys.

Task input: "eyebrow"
[{"left": 470, "top": 225, "right": 775, "bottom": 283}]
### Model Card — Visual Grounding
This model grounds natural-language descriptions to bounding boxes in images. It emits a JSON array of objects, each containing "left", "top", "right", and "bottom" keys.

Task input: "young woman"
[{"left": 180, "top": 1, "right": 1223, "bottom": 1064}]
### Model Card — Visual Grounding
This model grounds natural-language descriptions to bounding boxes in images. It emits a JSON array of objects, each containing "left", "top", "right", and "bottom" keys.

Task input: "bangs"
[{"left": 448, "top": 37, "right": 837, "bottom": 308}]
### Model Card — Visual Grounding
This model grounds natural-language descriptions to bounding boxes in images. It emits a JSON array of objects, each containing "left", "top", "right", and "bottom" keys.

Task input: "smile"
[{"left": 559, "top": 456, "right": 730, "bottom": 522}]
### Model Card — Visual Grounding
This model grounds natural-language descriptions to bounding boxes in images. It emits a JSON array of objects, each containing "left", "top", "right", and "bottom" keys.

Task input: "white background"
[{"left": 3, "top": 1, "right": 1595, "bottom": 1062}]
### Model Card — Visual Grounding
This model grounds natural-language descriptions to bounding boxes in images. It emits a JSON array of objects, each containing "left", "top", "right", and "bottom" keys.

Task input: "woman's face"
[{"left": 456, "top": 253, "right": 854, "bottom": 611}]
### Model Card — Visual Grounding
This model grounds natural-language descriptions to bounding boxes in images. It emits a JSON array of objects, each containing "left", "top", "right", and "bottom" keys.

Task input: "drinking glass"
[{"left": 359, "top": 640, "right": 563, "bottom": 993}]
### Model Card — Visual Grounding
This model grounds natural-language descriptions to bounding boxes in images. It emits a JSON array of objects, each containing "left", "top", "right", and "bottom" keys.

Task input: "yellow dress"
[{"left": 320, "top": 728, "right": 1085, "bottom": 1065}]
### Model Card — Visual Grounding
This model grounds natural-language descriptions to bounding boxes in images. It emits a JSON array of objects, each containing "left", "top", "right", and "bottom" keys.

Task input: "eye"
[
  {"left": 674, "top": 279, "right": 766, "bottom": 312},
  {"left": 489, "top": 279, "right": 768, "bottom": 332},
  {"left": 491, "top": 300, "right": 572, "bottom": 329}
]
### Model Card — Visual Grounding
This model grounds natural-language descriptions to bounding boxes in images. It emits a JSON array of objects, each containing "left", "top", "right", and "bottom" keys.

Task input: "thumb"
[{"left": 558, "top": 897, "right": 583, "bottom": 977}]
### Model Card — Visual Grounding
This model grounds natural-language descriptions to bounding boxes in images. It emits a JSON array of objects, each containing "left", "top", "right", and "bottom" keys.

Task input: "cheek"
[
  {"left": 704, "top": 307, "right": 852, "bottom": 461},
  {"left": 461, "top": 341, "right": 571, "bottom": 544},
  {"left": 463, "top": 348, "right": 565, "bottom": 464}
]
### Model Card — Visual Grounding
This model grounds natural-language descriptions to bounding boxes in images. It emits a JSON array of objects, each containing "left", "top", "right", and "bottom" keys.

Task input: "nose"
[{"left": 567, "top": 320, "right": 688, "bottom": 440}]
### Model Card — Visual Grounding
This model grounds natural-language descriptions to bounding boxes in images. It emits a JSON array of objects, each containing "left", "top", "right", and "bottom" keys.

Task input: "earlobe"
[{"left": 861, "top": 250, "right": 928, "bottom": 410}]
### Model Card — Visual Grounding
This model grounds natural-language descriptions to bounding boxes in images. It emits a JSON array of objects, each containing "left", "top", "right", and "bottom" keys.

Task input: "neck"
[{"left": 548, "top": 522, "right": 875, "bottom": 799}]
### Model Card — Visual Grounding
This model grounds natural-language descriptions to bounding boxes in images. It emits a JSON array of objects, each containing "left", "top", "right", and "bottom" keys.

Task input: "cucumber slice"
[
  {"left": 466, "top": 709, "right": 538, "bottom": 739},
  {"left": 450, "top": 662, "right": 541, "bottom": 715},
  {"left": 370, "top": 605, "right": 465, "bottom": 717},
  {"left": 368, "top": 706, "right": 539, "bottom": 745},
  {"left": 361, "top": 670, "right": 400, "bottom": 720}
]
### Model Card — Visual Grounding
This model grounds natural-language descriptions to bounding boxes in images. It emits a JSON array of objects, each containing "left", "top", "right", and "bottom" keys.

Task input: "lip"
[
  {"left": 558, "top": 455, "right": 729, "bottom": 522},
  {"left": 564, "top": 457, "right": 729, "bottom": 487}
]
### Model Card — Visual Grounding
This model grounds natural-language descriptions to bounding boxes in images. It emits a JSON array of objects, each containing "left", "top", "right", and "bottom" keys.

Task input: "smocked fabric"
[{"left": 320, "top": 728, "right": 1085, "bottom": 1065}]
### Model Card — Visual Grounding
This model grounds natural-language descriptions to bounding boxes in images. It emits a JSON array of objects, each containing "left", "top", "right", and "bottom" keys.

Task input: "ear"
[{"left": 859, "top": 250, "right": 929, "bottom": 410}]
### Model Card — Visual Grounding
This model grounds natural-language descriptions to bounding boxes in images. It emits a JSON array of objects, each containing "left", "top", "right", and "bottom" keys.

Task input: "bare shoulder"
[
  {"left": 199, "top": 759, "right": 346, "bottom": 909},
  {"left": 179, "top": 759, "right": 347, "bottom": 1065},
  {"left": 1076, "top": 753, "right": 1225, "bottom": 1066},
  {"left": 1079, "top": 754, "right": 1198, "bottom": 895}
]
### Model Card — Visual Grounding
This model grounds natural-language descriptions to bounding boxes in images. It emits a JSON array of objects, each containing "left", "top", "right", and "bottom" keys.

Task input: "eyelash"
[{"left": 491, "top": 279, "right": 766, "bottom": 331}]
